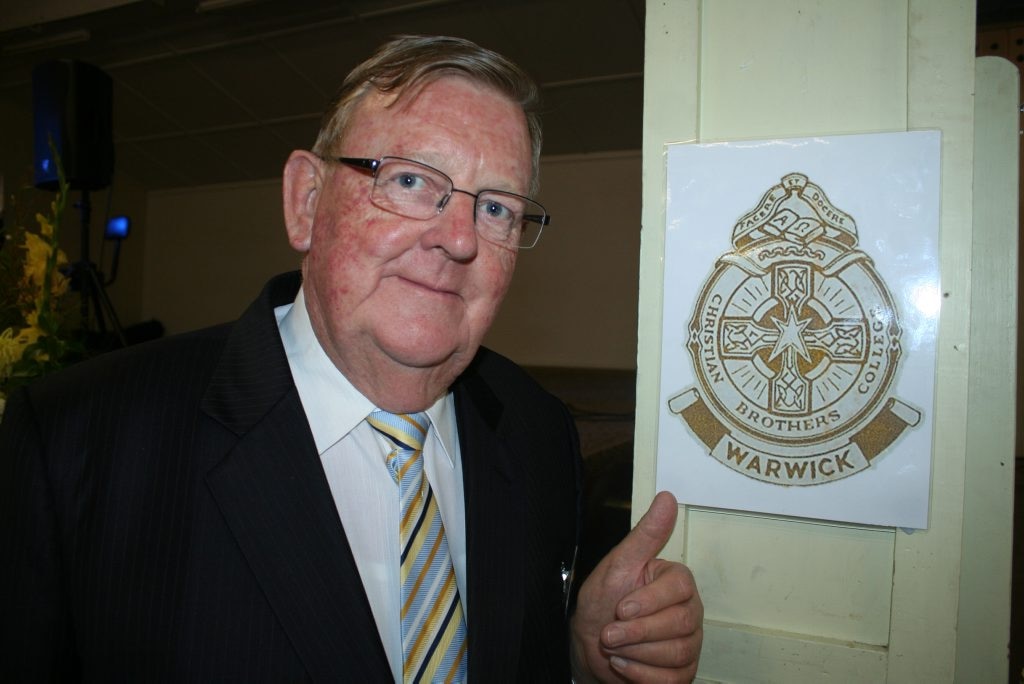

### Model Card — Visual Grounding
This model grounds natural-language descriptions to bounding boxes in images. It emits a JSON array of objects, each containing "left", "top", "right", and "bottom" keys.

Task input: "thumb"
[{"left": 612, "top": 490, "right": 679, "bottom": 567}]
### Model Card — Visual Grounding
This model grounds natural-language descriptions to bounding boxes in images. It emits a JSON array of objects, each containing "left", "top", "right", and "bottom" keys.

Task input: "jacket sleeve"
[{"left": 0, "top": 387, "right": 80, "bottom": 681}]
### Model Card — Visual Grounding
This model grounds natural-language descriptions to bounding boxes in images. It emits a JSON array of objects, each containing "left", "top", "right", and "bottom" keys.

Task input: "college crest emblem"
[{"left": 668, "top": 173, "right": 921, "bottom": 485}]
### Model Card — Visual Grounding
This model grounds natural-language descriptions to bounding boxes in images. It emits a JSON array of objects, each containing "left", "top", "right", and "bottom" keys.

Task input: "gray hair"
[{"left": 311, "top": 35, "right": 543, "bottom": 194}]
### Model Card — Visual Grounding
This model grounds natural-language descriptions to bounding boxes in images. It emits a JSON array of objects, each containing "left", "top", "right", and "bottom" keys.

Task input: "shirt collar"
[{"left": 276, "top": 286, "right": 457, "bottom": 466}]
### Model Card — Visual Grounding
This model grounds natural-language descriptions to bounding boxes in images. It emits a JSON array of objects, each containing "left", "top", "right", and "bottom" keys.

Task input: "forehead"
[{"left": 341, "top": 76, "right": 532, "bottom": 191}]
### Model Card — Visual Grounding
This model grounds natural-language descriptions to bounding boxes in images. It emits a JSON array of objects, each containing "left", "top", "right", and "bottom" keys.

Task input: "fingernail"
[
  {"left": 610, "top": 656, "right": 628, "bottom": 671},
  {"left": 605, "top": 625, "right": 625, "bottom": 647},
  {"left": 619, "top": 600, "right": 640, "bottom": 619}
]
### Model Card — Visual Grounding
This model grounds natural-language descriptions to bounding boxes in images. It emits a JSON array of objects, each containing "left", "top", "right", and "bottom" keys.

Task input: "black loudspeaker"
[{"left": 32, "top": 60, "right": 114, "bottom": 191}]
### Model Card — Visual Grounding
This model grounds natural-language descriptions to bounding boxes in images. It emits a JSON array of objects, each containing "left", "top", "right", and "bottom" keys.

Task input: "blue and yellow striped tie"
[{"left": 367, "top": 410, "right": 468, "bottom": 683}]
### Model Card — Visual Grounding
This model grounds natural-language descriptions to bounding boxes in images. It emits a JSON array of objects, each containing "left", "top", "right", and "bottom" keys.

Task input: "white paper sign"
[{"left": 656, "top": 131, "right": 940, "bottom": 529}]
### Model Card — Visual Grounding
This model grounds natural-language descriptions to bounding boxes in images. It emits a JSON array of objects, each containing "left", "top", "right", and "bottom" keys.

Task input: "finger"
[
  {"left": 604, "top": 633, "right": 702, "bottom": 671},
  {"left": 616, "top": 560, "right": 700, "bottom": 622},
  {"left": 603, "top": 600, "right": 702, "bottom": 651},
  {"left": 608, "top": 491, "right": 679, "bottom": 570},
  {"left": 609, "top": 652, "right": 700, "bottom": 684}
]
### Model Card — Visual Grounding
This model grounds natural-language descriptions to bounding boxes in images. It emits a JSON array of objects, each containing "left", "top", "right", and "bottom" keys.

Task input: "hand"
[{"left": 570, "top": 491, "right": 703, "bottom": 683}]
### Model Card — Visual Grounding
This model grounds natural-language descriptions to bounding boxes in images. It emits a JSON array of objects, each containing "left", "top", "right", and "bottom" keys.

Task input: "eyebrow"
[{"left": 402, "top": 151, "right": 530, "bottom": 195}]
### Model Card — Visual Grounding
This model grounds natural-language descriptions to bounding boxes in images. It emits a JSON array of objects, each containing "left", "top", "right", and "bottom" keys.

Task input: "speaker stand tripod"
[{"left": 70, "top": 190, "right": 125, "bottom": 349}]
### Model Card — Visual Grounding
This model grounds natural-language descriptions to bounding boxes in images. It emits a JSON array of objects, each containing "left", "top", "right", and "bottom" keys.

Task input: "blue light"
[
  {"left": 105, "top": 215, "right": 130, "bottom": 239},
  {"left": 41, "top": 158, "right": 51, "bottom": 173}
]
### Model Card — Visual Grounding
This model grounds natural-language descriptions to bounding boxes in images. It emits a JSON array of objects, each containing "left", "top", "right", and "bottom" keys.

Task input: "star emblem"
[{"left": 768, "top": 308, "right": 812, "bottom": 362}]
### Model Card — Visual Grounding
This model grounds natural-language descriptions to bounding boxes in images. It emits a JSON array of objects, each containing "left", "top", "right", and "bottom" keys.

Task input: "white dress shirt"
[{"left": 275, "top": 287, "right": 468, "bottom": 682}]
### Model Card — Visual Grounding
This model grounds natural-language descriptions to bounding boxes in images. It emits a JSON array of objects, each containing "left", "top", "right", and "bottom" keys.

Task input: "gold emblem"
[{"left": 669, "top": 173, "right": 921, "bottom": 485}]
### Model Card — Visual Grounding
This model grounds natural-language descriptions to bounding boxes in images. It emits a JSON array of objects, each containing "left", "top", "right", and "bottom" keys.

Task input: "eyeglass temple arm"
[
  {"left": 524, "top": 214, "right": 550, "bottom": 226},
  {"left": 335, "top": 157, "right": 380, "bottom": 173}
]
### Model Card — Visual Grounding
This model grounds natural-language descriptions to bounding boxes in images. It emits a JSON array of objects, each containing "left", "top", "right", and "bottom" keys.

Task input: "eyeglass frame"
[{"left": 327, "top": 155, "right": 551, "bottom": 249}]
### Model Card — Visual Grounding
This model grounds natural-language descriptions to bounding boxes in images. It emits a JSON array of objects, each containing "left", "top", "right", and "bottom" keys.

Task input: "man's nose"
[{"left": 425, "top": 190, "right": 479, "bottom": 260}]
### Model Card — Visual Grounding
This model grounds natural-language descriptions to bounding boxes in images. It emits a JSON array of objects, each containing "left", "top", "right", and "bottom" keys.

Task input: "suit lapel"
[
  {"left": 454, "top": 364, "right": 527, "bottom": 681},
  {"left": 201, "top": 273, "right": 391, "bottom": 681}
]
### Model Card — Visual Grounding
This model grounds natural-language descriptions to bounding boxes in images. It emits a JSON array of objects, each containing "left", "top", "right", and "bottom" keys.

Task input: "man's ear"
[{"left": 282, "top": 150, "right": 324, "bottom": 253}]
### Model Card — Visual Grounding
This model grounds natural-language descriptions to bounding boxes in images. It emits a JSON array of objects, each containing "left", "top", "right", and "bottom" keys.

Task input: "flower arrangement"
[{"left": 0, "top": 158, "right": 76, "bottom": 410}]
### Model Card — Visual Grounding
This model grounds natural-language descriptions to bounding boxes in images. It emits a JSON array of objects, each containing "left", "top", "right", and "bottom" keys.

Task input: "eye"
[
  {"left": 479, "top": 198, "right": 513, "bottom": 221},
  {"left": 387, "top": 170, "right": 429, "bottom": 192}
]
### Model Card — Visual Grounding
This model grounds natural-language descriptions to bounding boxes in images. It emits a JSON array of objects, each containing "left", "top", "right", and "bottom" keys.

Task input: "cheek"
[
  {"left": 316, "top": 200, "right": 407, "bottom": 259},
  {"left": 305, "top": 211, "right": 371, "bottom": 311},
  {"left": 471, "top": 250, "right": 516, "bottom": 320},
  {"left": 495, "top": 249, "right": 517, "bottom": 292},
  {"left": 306, "top": 206, "right": 413, "bottom": 315}
]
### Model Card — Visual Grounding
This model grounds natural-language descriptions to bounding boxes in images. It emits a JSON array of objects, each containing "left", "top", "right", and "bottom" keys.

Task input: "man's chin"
[{"left": 384, "top": 339, "right": 474, "bottom": 375}]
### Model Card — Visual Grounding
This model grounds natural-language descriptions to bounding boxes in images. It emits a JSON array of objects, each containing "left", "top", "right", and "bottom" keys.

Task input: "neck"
[
  {"left": 340, "top": 354, "right": 458, "bottom": 413},
  {"left": 300, "top": 283, "right": 474, "bottom": 413}
]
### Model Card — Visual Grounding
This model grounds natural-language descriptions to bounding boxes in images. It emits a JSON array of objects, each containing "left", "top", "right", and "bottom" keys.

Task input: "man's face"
[{"left": 290, "top": 76, "right": 532, "bottom": 407}]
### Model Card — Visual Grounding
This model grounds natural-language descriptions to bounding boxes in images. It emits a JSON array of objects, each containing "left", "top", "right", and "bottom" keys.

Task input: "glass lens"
[
  {"left": 475, "top": 191, "right": 546, "bottom": 248},
  {"left": 372, "top": 158, "right": 450, "bottom": 218},
  {"left": 517, "top": 216, "right": 544, "bottom": 249},
  {"left": 367, "top": 157, "right": 547, "bottom": 249}
]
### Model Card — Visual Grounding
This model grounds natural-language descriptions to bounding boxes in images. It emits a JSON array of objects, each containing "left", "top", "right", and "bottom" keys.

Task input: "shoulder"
[
  {"left": 459, "top": 346, "right": 557, "bottom": 402},
  {"left": 27, "top": 323, "right": 233, "bottom": 408},
  {"left": 454, "top": 346, "right": 580, "bottom": 480},
  {"left": 20, "top": 272, "right": 299, "bottom": 415},
  {"left": 456, "top": 346, "right": 571, "bottom": 426},
  {"left": 2, "top": 324, "right": 236, "bottom": 462}
]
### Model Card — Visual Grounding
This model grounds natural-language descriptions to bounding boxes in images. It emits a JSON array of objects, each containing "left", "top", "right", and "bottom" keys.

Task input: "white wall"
[
  {"left": 142, "top": 179, "right": 299, "bottom": 334},
  {"left": 486, "top": 152, "right": 641, "bottom": 368}
]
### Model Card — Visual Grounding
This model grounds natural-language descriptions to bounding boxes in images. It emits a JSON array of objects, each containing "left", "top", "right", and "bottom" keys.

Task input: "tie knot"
[{"left": 367, "top": 410, "right": 429, "bottom": 452}]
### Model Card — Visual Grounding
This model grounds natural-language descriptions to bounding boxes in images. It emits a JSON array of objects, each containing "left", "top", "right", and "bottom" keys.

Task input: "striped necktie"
[{"left": 367, "top": 410, "right": 468, "bottom": 683}]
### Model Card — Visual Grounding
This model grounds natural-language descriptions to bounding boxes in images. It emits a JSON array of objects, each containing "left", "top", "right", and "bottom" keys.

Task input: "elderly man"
[{"left": 0, "top": 35, "right": 701, "bottom": 682}]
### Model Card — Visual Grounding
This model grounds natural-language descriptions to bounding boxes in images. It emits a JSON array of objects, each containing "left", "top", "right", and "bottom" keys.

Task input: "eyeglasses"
[{"left": 331, "top": 156, "right": 550, "bottom": 249}]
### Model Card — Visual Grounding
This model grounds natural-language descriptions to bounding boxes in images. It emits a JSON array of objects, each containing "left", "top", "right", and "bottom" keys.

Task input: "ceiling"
[
  {"left": 978, "top": 0, "right": 1024, "bottom": 25},
  {"left": 0, "top": 0, "right": 646, "bottom": 191},
  {"left": 1, "top": 0, "right": 1015, "bottom": 194}
]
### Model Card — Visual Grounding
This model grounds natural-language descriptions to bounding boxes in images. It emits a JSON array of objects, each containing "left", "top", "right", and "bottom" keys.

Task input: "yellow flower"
[
  {"left": 19, "top": 312, "right": 43, "bottom": 346},
  {"left": 22, "top": 231, "right": 49, "bottom": 287},
  {"left": 1, "top": 150, "right": 73, "bottom": 394},
  {"left": 0, "top": 327, "right": 27, "bottom": 381},
  {"left": 37, "top": 210, "right": 55, "bottom": 238},
  {"left": 0, "top": 322, "right": 52, "bottom": 382},
  {"left": 0, "top": 328, "right": 19, "bottom": 368},
  {"left": 20, "top": 231, "right": 69, "bottom": 296}
]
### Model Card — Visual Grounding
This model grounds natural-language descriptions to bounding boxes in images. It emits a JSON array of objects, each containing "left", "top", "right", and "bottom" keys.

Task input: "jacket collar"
[
  {"left": 201, "top": 271, "right": 304, "bottom": 435},
  {"left": 452, "top": 352, "right": 526, "bottom": 680}
]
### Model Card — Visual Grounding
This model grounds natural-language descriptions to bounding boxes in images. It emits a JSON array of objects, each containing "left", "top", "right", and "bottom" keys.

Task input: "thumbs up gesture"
[{"left": 570, "top": 491, "right": 703, "bottom": 683}]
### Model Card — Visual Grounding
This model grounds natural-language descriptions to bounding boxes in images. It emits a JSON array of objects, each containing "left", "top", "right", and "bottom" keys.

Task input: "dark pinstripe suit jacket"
[{"left": 0, "top": 272, "right": 581, "bottom": 682}]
